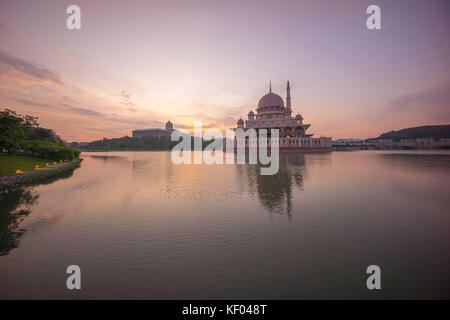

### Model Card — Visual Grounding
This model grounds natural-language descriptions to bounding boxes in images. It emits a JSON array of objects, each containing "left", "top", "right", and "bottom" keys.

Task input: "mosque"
[{"left": 235, "top": 81, "right": 332, "bottom": 151}]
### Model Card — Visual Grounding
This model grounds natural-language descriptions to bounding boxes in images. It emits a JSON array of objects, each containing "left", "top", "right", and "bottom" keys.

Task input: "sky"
[{"left": 0, "top": 0, "right": 449, "bottom": 141}]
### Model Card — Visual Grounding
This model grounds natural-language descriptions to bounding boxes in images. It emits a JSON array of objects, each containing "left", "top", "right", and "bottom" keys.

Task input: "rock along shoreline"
[{"left": 0, "top": 158, "right": 83, "bottom": 191}]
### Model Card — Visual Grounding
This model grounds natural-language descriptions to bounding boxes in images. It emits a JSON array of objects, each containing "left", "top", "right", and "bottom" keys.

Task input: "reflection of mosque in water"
[{"left": 236, "top": 153, "right": 331, "bottom": 220}]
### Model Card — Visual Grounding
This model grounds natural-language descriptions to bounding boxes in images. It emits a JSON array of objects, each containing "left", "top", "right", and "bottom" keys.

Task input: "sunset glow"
[{"left": 1, "top": 0, "right": 449, "bottom": 141}]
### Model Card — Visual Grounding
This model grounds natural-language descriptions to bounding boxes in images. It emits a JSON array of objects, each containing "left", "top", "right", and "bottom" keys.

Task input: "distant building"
[
  {"left": 334, "top": 139, "right": 364, "bottom": 145},
  {"left": 370, "top": 138, "right": 450, "bottom": 150},
  {"left": 376, "top": 139, "right": 394, "bottom": 149},
  {"left": 132, "top": 121, "right": 174, "bottom": 138},
  {"left": 333, "top": 137, "right": 450, "bottom": 150}
]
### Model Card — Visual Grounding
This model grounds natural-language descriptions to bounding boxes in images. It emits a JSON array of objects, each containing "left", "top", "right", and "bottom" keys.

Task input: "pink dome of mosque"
[{"left": 257, "top": 92, "right": 284, "bottom": 109}]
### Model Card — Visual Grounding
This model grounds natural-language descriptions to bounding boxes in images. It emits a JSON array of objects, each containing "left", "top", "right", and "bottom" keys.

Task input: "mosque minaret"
[{"left": 235, "top": 81, "right": 332, "bottom": 151}]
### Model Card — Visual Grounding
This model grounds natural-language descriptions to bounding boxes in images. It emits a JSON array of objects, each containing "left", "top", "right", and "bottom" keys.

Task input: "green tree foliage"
[
  {"left": 0, "top": 108, "right": 79, "bottom": 160},
  {"left": 71, "top": 136, "right": 211, "bottom": 151},
  {"left": 77, "top": 136, "right": 178, "bottom": 151},
  {"left": 30, "top": 140, "right": 79, "bottom": 160},
  {"left": 0, "top": 109, "right": 25, "bottom": 153},
  {"left": 376, "top": 125, "right": 450, "bottom": 141}
]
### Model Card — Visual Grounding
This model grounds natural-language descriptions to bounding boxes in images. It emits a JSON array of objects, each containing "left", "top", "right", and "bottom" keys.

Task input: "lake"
[{"left": 0, "top": 150, "right": 449, "bottom": 299}]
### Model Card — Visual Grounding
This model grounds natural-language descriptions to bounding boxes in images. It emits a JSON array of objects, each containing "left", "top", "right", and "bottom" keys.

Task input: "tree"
[
  {"left": 0, "top": 108, "right": 79, "bottom": 159},
  {"left": 0, "top": 109, "right": 25, "bottom": 153}
]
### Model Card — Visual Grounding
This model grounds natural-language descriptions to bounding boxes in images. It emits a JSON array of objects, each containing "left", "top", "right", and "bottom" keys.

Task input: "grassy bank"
[
  {"left": 0, "top": 158, "right": 82, "bottom": 190},
  {"left": 0, "top": 154, "right": 52, "bottom": 177}
]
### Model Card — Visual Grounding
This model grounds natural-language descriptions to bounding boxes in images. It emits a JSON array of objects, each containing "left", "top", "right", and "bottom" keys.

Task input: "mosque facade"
[{"left": 235, "top": 81, "right": 332, "bottom": 151}]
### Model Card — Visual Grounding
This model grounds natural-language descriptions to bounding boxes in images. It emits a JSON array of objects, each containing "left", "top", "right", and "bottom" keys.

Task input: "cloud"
[
  {"left": 0, "top": 50, "right": 63, "bottom": 85},
  {"left": 16, "top": 98, "right": 61, "bottom": 110},
  {"left": 120, "top": 90, "right": 131, "bottom": 99},
  {"left": 119, "top": 89, "right": 137, "bottom": 112},
  {"left": 61, "top": 95, "right": 76, "bottom": 103},
  {"left": 84, "top": 127, "right": 118, "bottom": 134},
  {"left": 15, "top": 98, "right": 104, "bottom": 118},
  {"left": 389, "top": 83, "right": 450, "bottom": 122},
  {"left": 62, "top": 103, "right": 104, "bottom": 117},
  {"left": 12, "top": 96, "right": 155, "bottom": 130},
  {"left": 70, "top": 106, "right": 104, "bottom": 117}
]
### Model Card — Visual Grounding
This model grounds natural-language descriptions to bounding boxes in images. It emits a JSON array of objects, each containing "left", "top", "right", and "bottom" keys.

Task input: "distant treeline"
[
  {"left": 69, "top": 136, "right": 212, "bottom": 151},
  {"left": 71, "top": 124, "right": 450, "bottom": 151},
  {"left": 375, "top": 125, "right": 450, "bottom": 141}
]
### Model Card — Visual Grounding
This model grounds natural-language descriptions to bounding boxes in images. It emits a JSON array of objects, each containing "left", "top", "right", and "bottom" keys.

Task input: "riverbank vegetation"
[
  {"left": 69, "top": 136, "right": 211, "bottom": 151},
  {"left": 0, "top": 154, "right": 50, "bottom": 176},
  {"left": 0, "top": 158, "right": 82, "bottom": 189},
  {"left": 0, "top": 109, "right": 80, "bottom": 160},
  {"left": 71, "top": 136, "right": 177, "bottom": 151},
  {"left": 0, "top": 109, "right": 80, "bottom": 176}
]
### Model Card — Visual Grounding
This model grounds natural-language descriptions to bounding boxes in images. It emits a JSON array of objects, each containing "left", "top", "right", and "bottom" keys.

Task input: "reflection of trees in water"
[
  {"left": 29, "top": 165, "right": 78, "bottom": 187},
  {"left": 0, "top": 167, "right": 79, "bottom": 256},
  {"left": 0, "top": 187, "right": 38, "bottom": 255},
  {"left": 82, "top": 154, "right": 129, "bottom": 163},
  {"left": 238, "top": 153, "right": 328, "bottom": 220}
]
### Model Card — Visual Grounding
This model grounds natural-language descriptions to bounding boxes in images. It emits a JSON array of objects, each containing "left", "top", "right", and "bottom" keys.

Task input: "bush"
[{"left": 31, "top": 140, "right": 80, "bottom": 161}]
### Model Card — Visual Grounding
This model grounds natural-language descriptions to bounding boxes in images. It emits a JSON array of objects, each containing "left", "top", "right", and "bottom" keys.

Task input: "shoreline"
[
  {"left": 78, "top": 149, "right": 171, "bottom": 152},
  {"left": 0, "top": 158, "right": 83, "bottom": 191}
]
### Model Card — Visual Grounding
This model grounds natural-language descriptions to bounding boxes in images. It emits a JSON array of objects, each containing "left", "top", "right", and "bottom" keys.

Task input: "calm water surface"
[{"left": 0, "top": 150, "right": 449, "bottom": 299}]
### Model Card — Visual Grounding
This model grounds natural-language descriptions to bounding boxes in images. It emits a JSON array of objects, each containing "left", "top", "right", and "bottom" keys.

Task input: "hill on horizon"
[{"left": 374, "top": 125, "right": 450, "bottom": 141}]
